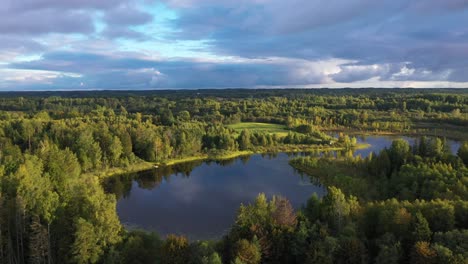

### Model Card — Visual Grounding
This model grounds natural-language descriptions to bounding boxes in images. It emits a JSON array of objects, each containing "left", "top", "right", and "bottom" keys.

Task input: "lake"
[{"left": 105, "top": 135, "right": 461, "bottom": 240}]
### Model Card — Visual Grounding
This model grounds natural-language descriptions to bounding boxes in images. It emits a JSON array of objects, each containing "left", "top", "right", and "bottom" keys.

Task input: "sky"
[{"left": 1, "top": 0, "right": 468, "bottom": 90}]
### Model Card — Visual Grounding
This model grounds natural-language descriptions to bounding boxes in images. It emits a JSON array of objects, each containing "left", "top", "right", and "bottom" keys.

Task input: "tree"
[
  {"left": 335, "top": 236, "right": 367, "bottom": 264},
  {"left": 457, "top": 141, "right": 468, "bottom": 166},
  {"left": 428, "top": 138, "right": 444, "bottom": 158},
  {"left": 410, "top": 241, "right": 437, "bottom": 264},
  {"left": 233, "top": 239, "right": 261, "bottom": 264},
  {"left": 119, "top": 231, "right": 162, "bottom": 264},
  {"left": 109, "top": 136, "right": 123, "bottom": 166},
  {"left": 304, "top": 193, "right": 321, "bottom": 222},
  {"left": 375, "top": 234, "right": 402, "bottom": 264},
  {"left": 388, "top": 139, "right": 410, "bottom": 171},
  {"left": 29, "top": 215, "right": 49, "bottom": 264},
  {"left": 76, "top": 130, "right": 102, "bottom": 171},
  {"left": 202, "top": 252, "right": 222, "bottom": 264},
  {"left": 305, "top": 235, "right": 337, "bottom": 264},
  {"left": 161, "top": 235, "right": 189, "bottom": 264},
  {"left": 118, "top": 129, "right": 133, "bottom": 159},
  {"left": 16, "top": 155, "right": 59, "bottom": 223},
  {"left": 412, "top": 212, "right": 432, "bottom": 242},
  {"left": 432, "top": 244, "right": 461, "bottom": 264},
  {"left": 20, "top": 120, "right": 35, "bottom": 150},
  {"left": 369, "top": 149, "right": 392, "bottom": 177},
  {"left": 238, "top": 130, "right": 252, "bottom": 150},
  {"left": 321, "top": 187, "right": 352, "bottom": 231},
  {"left": 375, "top": 242, "right": 401, "bottom": 264},
  {"left": 16, "top": 155, "right": 59, "bottom": 264},
  {"left": 177, "top": 111, "right": 191, "bottom": 122},
  {"left": 70, "top": 178, "right": 122, "bottom": 264},
  {"left": 271, "top": 196, "right": 297, "bottom": 228},
  {"left": 43, "top": 146, "right": 81, "bottom": 193},
  {"left": 161, "top": 109, "right": 175, "bottom": 126}
]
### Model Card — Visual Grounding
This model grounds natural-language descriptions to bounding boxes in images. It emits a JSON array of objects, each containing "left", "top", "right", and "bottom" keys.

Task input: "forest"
[{"left": 0, "top": 88, "right": 467, "bottom": 264}]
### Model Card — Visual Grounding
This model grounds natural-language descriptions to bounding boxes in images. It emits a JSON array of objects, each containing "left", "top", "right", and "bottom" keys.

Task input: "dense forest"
[{"left": 0, "top": 89, "right": 467, "bottom": 263}]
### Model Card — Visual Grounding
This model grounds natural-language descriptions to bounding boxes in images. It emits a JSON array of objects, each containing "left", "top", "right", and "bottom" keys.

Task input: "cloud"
[
  {"left": 102, "top": 28, "right": 150, "bottom": 40},
  {"left": 4, "top": 0, "right": 127, "bottom": 12},
  {"left": 0, "top": 37, "right": 45, "bottom": 60},
  {"left": 331, "top": 64, "right": 393, "bottom": 83},
  {"left": 165, "top": 0, "right": 468, "bottom": 75},
  {"left": 7, "top": 51, "right": 345, "bottom": 89},
  {"left": 0, "top": 0, "right": 153, "bottom": 36},
  {"left": 1, "top": 0, "right": 468, "bottom": 89},
  {"left": 104, "top": 5, "right": 153, "bottom": 26},
  {"left": 0, "top": 9, "right": 95, "bottom": 35}
]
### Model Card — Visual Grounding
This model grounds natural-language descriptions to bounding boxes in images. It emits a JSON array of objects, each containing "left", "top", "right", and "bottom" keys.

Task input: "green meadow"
[{"left": 227, "top": 122, "right": 290, "bottom": 137}]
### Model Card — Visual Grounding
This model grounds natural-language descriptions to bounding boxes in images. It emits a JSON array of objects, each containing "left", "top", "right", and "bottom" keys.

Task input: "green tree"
[
  {"left": 238, "top": 130, "right": 252, "bottom": 150},
  {"left": 321, "top": 187, "right": 352, "bottom": 231},
  {"left": 43, "top": 146, "right": 81, "bottom": 193},
  {"left": 410, "top": 241, "right": 437, "bottom": 264},
  {"left": 233, "top": 239, "right": 261, "bottom": 264},
  {"left": 16, "top": 155, "right": 59, "bottom": 223},
  {"left": 29, "top": 215, "right": 49, "bottom": 264},
  {"left": 177, "top": 111, "right": 191, "bottom": 122},
  {"left": 202, "top": 252, "right": 222, "bottom": 264},
  {"left": 70, "top": 178, "right": 122, "bottom": 264},
  {"left": 109, "top": 136, "right": 123, "bottom": 166},
  {"left": 457, "top": 141, "right": 468, "bottom": 166},
  {"left": 412, "top": 212, "right": 432, "bottom": 242},
  {"left": 76, "top": 130, "right": 102, "bottom": 171},
  {"left": 388, "top": 139, "right": 410, "bottom": 171},
  {"left": 375, "top": 234, "right": 402, "bottom": 264},
  {"left": 72, "top": 218, "right": 102, "bottom": 264},
  {"left": 161, "top": 109, "right": 175, "bottom": 126},
  {"left": 161, "top": 235, "right": 189, "bottom": 264}
]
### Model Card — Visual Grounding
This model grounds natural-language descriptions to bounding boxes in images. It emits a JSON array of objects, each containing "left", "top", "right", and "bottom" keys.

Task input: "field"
[{"left": 227, "top": 122, "right": 290, "bottom": 137}]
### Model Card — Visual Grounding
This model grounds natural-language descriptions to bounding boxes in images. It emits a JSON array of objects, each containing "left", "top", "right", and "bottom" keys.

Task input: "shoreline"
[
  {"left": 92, "top": 142, "right": 371, "bottom": 179},
  {"left": 90, "top": 126, "right": 466, "bottom": 180}
]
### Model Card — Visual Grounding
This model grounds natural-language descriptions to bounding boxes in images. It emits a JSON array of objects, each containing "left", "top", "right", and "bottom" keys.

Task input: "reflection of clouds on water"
[
  {"left": 114, "top": 152, "right": 326, "bottom": 240},
  {"left": 166, "top": 175, "right": 203, "bottom": 204}
]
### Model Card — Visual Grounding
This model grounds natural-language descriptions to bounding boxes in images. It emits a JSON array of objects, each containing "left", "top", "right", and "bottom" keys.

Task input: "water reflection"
[
  {"left": 106, "top": 153, "right": 325, "bottom": 240},
  {"left": 105, "top": 135, "right": 460, "bottom": 240}
]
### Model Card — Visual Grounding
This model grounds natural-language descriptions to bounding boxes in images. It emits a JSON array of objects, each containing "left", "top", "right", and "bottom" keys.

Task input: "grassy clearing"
[
  {"left": 158, "top": 155, "right": 208, "bottom": 166},
  {"left": 227, "top": 122, "right": 290, "bottom": 137}
]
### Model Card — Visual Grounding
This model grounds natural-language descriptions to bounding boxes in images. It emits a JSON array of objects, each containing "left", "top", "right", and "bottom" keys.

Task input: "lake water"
[{"left": 105, "top": 135, "right": 461, "bottom": 240}]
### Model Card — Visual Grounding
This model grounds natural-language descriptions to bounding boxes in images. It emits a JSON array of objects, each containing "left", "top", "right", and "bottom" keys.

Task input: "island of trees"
[{"left": 0, "top": 88, "right": 466, "bottom": 263}]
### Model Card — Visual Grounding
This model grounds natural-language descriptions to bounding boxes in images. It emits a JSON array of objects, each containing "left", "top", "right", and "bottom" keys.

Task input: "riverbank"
[{"left": 91, "top": 143, "right": 370, "bottom": 179}]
